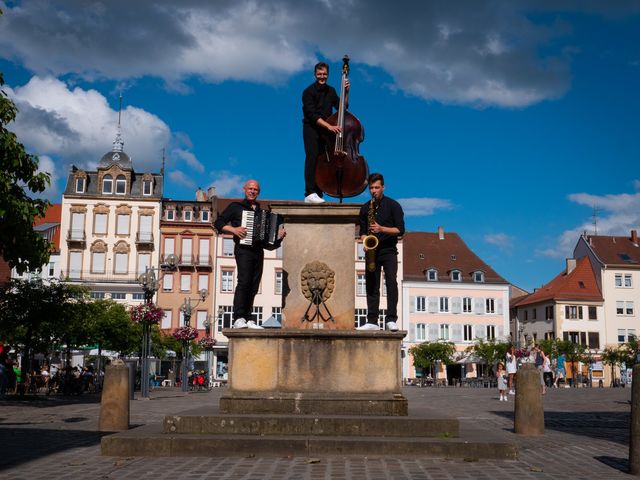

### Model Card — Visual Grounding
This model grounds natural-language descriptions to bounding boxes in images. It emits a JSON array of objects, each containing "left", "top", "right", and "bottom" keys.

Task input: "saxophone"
[{"left": 363, "top": 198, "right": 379, "bottom": 272}]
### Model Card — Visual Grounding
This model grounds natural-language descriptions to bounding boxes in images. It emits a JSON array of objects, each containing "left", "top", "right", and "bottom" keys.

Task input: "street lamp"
[
  {"left": 137, "top": 255, "right": 177, "bottom": 398},
  {"left": 179, "top": 288, "right": 208, "bottom": 393}
]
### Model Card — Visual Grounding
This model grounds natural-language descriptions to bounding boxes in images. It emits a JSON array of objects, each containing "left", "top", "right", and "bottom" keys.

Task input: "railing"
[
  {"left": 67, "top": 229, "right": 86, "bottom": 242},
  {"left": 195, "top": 255, "right": 212, "bottom": 267},
  {"left": 61, "top": 270, "right": 142, "bottom": 283},
  {"left": 136, "top": 231, "right": 154, "bottom": 244},
  {"left": 179, "top": 254, "right": 194, "bottom": 266}
]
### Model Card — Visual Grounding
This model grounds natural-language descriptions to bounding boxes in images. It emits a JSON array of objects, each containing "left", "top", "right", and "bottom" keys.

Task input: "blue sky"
[{"left": 1, "top": 1, "right": 639, "bottom": 291}]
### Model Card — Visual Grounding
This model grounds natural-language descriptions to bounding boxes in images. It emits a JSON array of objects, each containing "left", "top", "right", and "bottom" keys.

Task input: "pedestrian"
[
  {"left": 543, "top": 354, "right": 554, "bottom": 388},
  {"left": 497, "top": 363, "right": 508, "bottom": 401},
  {"left": 554, "top": 352, "right": 566, "bottom": 388},
  {"left": 533, "top": 345, "right": 547, "bottom": 395},
  {"left": 506, "top": 345, "right": 517, "bottom": 395}
]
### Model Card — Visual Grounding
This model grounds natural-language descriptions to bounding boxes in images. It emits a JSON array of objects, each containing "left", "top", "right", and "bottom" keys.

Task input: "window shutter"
[
  {"left": 497, "top": 299, "right": 503, "bottom": 315},
  {"left": 196, "top": 311, "right": 207, "bottom": 329},
  {"left": 475, "top": 324, "right": 485, "bottom": 339},
  {"left": 69, "top": 251, "right": 82, "bottom": 278},
  {"left": 72, "top": 212, "right": 85, "bottom": 229},
  {"left": 498, "top": 325, "right": 504, "bottom": 340},
  {"left": 163, "top": 274, "right": 173, "bottom": 290},
  {"left": 138, "top": 253, "right": 150, "bottom": 274},
  {"left": 164, "top": 238, "right": 175, "bottom": 255},
  {"left": 162, "top": 310, "right": 172, "bottom": 329},
  {"left": 140, "top": 215, "right": 152, "bottom": 234},
  {"left": 223, "top": 238, "right": 234, "bottom": 256},
  {"left": 93, "top": 252, "right": 105, "bottom": 273},
  {"left": 428, "top": 324, "right": 439, "bottom": 341},
  {"left": 181, "top": 274, "right": 191, "bottom": 291},
  {"left": 474, "top": 298, "right": 484, "bottom": 314},
  {"left": 199, "top": 238, "right": 210, "bottom": 263},
  {"left": 182, "top": 238, "right": 192, "bottom": 257},
  {"left": 199, "top": 274, "right": 208, "bottom": 291},
  {"left": 451, "top": 324, "right": 463, "bottom": 342},
  {"left": 94, "top": 214, "right": 107, "bottom": 234},
  {"left": 451, "top": 297, "right": 461, "bottom": 314},
  {"left": 409, "top": 296, "right": 415, "bottom": 313},
  {"left": 115, "top": 253, "right": 128, "bottom": 273},
  {"left": 408, "top": 325, "right": 415, "bottom": 342},
  {"left": 428, "top": 297, "right": 438, "bottom": 313}
]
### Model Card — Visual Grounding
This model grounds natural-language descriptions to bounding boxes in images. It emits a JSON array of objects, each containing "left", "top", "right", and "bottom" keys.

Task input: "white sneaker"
[
  {"left": 357, "top": 323, "right": 379, "bottom": 331},
  {"left": 508, "top": 390, "right": 515, "bottom": 395},
  {"left": 304, "top": 193, "right": 326, "bottom": 204},
  {"left": 246, "top": 320, "right": 264, "bottom": 330},
  {"left": 386, "top": 321, "right": 399, "bottom": 332},
  {"left": 233, "top": 318, "right": 247, "bottom": 329}
]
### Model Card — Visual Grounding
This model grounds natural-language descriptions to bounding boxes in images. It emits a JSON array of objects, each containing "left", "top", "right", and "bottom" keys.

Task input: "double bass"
[{"left": 315, "top": 55, "right": 369, "bottom": 202}]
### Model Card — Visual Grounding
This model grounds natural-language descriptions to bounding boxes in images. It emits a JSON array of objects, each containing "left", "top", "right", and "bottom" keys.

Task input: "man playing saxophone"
[{"left": 357, "top": 173, "right": 405, "bottom": 331}]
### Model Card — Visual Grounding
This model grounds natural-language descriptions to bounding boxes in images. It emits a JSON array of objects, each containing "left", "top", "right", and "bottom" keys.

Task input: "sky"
[{"left": 1, "top": 0, "right": 639, "bottom": 292}]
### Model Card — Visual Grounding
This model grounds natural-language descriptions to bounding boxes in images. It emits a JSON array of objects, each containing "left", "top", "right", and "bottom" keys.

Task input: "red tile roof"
[
  {"left": 512, "top": 256, "right": 603, "bottom": 307},
  {"left": 402, "top": 231, "right": 508, "bottom": 284},
  {"left": 583, "top": 231, "right": 640, "bottom": 267},
  {"left": 34, "top": 203, "right": 62, "bottom": 252}
]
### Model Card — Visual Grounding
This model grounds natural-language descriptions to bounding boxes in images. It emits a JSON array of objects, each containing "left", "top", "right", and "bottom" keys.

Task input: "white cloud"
[
  {"left": 484, "top": 233, "right": 514, "bottom": 251},
  {"left": 539, "top": 189, "right": 640, "bottom": 258},
  {"left": 397, "top": 197, "right": 453, "bottom": 216},
  {"left": 172, "top": 149, "right": 205, "bottom": 173},
  {"left": 209, "top": 171, "right": 246, "bottom": 197},
  {"left": 167, "top": 170, "right": 196, "bottom": 190},
  {"left": 4, "top": 1, "right": 635, "bottom": 107},
  {"left": 6, "top": 76, "right": 171, "bottom": 173},
  {"left": 35, "top": 155, "right": 60, "bottom": 201}
]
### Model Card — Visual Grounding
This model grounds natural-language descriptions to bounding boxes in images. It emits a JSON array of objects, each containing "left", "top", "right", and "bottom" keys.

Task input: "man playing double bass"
[
  {"left": 301, "top": 62, "right": 349, "bottom": 204},
  {"left": 357, "top": 173, "right": 405, "bottom": 332}
]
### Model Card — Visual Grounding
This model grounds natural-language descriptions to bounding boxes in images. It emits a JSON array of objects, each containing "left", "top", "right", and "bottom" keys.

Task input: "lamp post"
[
  {"left": 137, "top": 255, "right": 177, "bottom": 398},
  {"left": 179, "top": 289, "right": 208, "bottom": 393},
  {"left": 202, "top": 314, "right": 213, "bottom": 384}
]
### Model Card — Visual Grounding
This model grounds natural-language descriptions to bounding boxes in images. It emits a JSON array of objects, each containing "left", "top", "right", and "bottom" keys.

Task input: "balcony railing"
[
  {"left": 61, "top": 270, "right": 141, "bottom": 284},
  {"left": 67, "top": 229, "right": 86, "bottom": 242},
  {"left": 179, "top": 254, "right": 194, "bottom": 266},
  {"left": 195, "top": 255, "right": 212, "bottom": 267},
  {"left": 136, "top": 231, "right": 154, "bottom": 244}
]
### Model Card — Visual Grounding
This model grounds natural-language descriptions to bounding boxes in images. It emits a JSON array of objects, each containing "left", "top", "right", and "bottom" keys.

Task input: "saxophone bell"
[{"left": 363, "top": 235, "right": 379, "bottom": 273}]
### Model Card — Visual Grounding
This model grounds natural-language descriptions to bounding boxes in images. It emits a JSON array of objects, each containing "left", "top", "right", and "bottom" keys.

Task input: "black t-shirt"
[
  {"left": 302, "top": 82, "right": 340, "bottom": 127},
  {"left": 359, "top": 196, "right": 405, "bottom": 251}
]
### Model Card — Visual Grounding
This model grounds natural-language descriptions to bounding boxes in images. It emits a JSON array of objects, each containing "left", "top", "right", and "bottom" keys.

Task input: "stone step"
[
  {"left": 163, "top": 414, "right": 459, "bottom": 438},
  {"left": 101, "top": 424, "right": 517, "bottom": 460}
]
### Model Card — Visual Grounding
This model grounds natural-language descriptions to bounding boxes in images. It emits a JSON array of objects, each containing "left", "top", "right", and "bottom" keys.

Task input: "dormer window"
[
  {"left": 201, "top": 211, "right": 210, "bottom": 222},
  {"left": 426, "top": 269, "right": 438, "bottom": 281},
  {"left": 473, "top": 271, "right": 485, "bottom": 283},
  {"left": 115, "top": 175, "right": 126, "bottom": 195},
  {"left": 75, "top": 177, "right": 85, "bottom": 193},
  {"left": 103, "top": 175, "right": 113, "bottom": 194},
  {"left": 143, "top": 179, "right": 152, "bottom": 196},
  {"left": 184, "top": 210, "right": 192, "bottom": 221},
  {"left": 451, "top": 270, "right": 461, "bottom": 282},
  {"left": 166, "top": 210, "right": 175, "bottom": 221}
]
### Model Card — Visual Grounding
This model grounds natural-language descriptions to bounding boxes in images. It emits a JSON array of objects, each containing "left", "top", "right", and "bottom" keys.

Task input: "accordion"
[{"left": 240, "top": 209, "right": 284, "bottom": 247}]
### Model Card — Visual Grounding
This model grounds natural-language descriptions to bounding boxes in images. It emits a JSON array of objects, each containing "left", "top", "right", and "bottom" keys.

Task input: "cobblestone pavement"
[{"left": 0, "top": 386, "right": 632, "bottom": 479}]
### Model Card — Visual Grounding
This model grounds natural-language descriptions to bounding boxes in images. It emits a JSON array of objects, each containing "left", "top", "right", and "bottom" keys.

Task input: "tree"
[
  {"left": 555, "top": 340, "right": 588, "bottom": 387},
  {"left": 466, "top": 338, "right": 510, "bottom": 377},
  {"left": 88, "top": 300, "right": 139, "bottom": 356},
  {"left": 409, "top": 340, "right": 456, "bottom": 382},
  {"left": 0, "top": 64, "right": 52, "bottom": 274}
]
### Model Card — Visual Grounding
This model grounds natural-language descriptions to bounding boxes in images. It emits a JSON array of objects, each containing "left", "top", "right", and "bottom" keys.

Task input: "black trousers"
[
  {"left": 303, "top": 124, "right": 326, "bottom": 197},
  {"left": 365, "top": 248, "right": 399, "bottom": 323},
  {"left": 233, "top": 245, "right": 264, "bottom": 321}
]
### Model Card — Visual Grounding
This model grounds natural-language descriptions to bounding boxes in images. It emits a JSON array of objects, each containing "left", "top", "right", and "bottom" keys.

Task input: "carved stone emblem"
[{"left": 300, "top": 261, "right": 335, "bottom": 302}]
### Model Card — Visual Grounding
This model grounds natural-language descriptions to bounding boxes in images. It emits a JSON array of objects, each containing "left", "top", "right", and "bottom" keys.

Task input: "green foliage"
[
  {"left": 88, "top": 300, "right": 139, "bottom": 355},
  {"left": 409, "top": 340, "right": 456, "bottom": 373},
  {"left": 537, "top": 338, "right": 556, "bottom": 357},
  {"left": 0, "top": 69, "right": 52, "bottom": 274},
  {"left": 466, "top": 338, "right": 510, "bottom": 376}
]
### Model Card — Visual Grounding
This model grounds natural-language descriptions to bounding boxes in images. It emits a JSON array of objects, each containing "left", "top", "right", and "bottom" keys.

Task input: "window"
[
  {"left": 115, "top": 175, "right": 126, "bottom": 194},
  {"left": 181, "top": 238, "right": 193, "bottom": 264},
  {"left": 439, "top": 297, "right": 449, "bottom": 312},
  {"left": 416, "top": 296, "right": 426, "bottom": 312},
  {"left": 486, "top": 325, "right": 495, "bottom": 340},
  {"left": 70, "top": 212, "right": 85, "bottom": 240},
  {"left": 68, "top": 251, "right": 82, "bottom": 278},
  {"left": 198, "top": 238, "right": 210, "bottom": 264},
  {"left": 462, "top": 297, "right": 472, "bottom": 313},
  {"left": 451, "top": 270, "right": 461, "bottom": 282},
  {"left": 627, "top": 302, "right": 635, "bottom": 315},
  {"left": 139, "top": 216, "right": 153, "bottom": 242},
  {"left": 48, "top": 262, "right": 55, "bottom": 277},
  {"left": 75, "top": 177, "right": 85, "bottom": 193},
  {"left": 94, "top": 213, "right": 107, "bottom": 234},
  {"left": 143, "top": 179, "right": 152, "bottom": 196},
  {"left": 184, "top": 210, "right": 192, "bottom": 221},
  {"left": 588, "top": 332, "right": 600, "bottom": 349},
  {"left": 588, "top": 306, "right": 597, "bottom": 320},
  {"left": 545, "top": 306, "right": 554, "bottom": 320},
  {"left": 222, "top": 270, "right": 234, "bottom": 292},
  {"left": 615, "top": 274, "right": 623, "bottom": 287},
  {"left": 132, "top": 292, "right": 145, "bottom": 300},
  {"left": 618, "top": 329, "right": 627, "bottom": 343},
  {"left": 524, "top": 310, "right": 528, "bottom": 321},
  {"left": 532, "top": 308, "right": 537, "bottom": 319},
  {"left": 91, "top": 252, "right": 106, "bottom": 273},
  {"left": 630, "top": 330, "right": 637, "bottom": 341},
  {"left": 463, "top": 324, "right": 473, "bottom": 342},
  {"left": 251, "top": 306, "right": 263, "bottom": 325},
  {"left": 196, "top": 311, "right": 207, "bottom": 330},
  {"left": 201, "top": 211, "right": 210, "bottom": 222},
  {"left": 166, "top": 210, "right": 175, "bottom": 221},
  {"left": 356, "top": 273, "right": 366, "bottom": 296},
  {"left": 427, "top": 269, "right": 438, "bottom": 281},
  {"left": 416, "top": 323, "right": 427, "bottom": 341},
  {"left": 102, "top": 175, "right": 113, "bottom": 194},
  {"left": 111, "top": 292, "right": 126, "bottom": 300},
  {"left": 439, "top": 324, "right": 450, "bottom": 340},
  {"left": 625, "top": 274, "right": 633, "bottom": 288},
  {"left": 116, "top": 214, "right": 130, "bottom": 235},
  {"left": 354, "top": 308, "right": 368, "bottom": 328},
  {"left": 163, "top": 274, "right": 173, "bottom": 291},
  {"left": 485, "top": 298, "right": 495, "bottom": 314},
  {"left": 114, "top": 252, "right": 128, "bottom": 274},
  {"left": 162, "top": 310, "right": 172, "bottom": 329},
  {"left": 275, "top": 271, "right": 283, "bottom": 295},
  {"left": 565, "top": 305, "right": 580, "bottom": 319},
  {"left": 198, "top": 274, "right": 208, "bottom": 292},
  {"left": 180, "top": 274, "right": 191, "bottom": 292},
  {"left": 357, "top": 243, "right": 365, "bottom": 261},
  {"left": 222, "top": 238, "right": 234, "bottom": 257},
  {"left": 617, "top": 301, "right": 625, "bottom": 315},
  {"left": 216, "top": 305, "right": 233, "bottom": 332},
  {"left": 473, "top": 271, "right": 485, "bottom": 283},
  {"left": 272, "top": 307, "right": 282, "bottom": 322},
  {"left": 137, "top": 253, "right": 151, "bottom": 275},
  {"left": 91, "top": 291, "right": 105, "bottom": 299}
]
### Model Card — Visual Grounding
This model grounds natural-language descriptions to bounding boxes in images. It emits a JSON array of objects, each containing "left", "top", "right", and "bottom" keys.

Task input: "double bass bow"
[{"left": 315, "top": 55, "right": 369, "bottom": 202}]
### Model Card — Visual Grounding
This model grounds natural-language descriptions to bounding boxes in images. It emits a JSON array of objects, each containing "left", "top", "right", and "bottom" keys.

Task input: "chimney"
[
  {"left": 632, "top": 229, "right": 638, "bottom": 245},
  {"left": 207, "top": 186, "right": 217, "bottom": 199},
  {"left": 438, "top": 226, "right": 445, "bottom": 240},
  {"left": 195, "top": 187, "right": 207, "bottom": 202},
  {"left": 566, "top": 258, "right": 577, "bottom": 274}
]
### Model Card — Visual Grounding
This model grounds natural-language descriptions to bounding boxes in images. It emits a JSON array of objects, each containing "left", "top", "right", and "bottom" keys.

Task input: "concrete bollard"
[
  {"left": 629, "top": 364, "right": 640, "bottom": 475},
  {"left": 514, "top": 363, "right": 544, "bottom": 435},
  {"left": 99, "top": 359, "right": 130, "bottom": 432}
]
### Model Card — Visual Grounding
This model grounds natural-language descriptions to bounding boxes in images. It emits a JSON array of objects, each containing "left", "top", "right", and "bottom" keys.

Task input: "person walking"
[
  {"left": 497, "top": 363, "right": 508, "bottom": 401},
  {"left": 506, "top": 345, "right": 517, "bottom": 395}
]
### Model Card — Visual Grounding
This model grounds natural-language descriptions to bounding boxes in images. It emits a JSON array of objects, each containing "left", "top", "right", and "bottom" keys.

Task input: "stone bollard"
[
  {"left": 628, "top": 364, "right": 640, "bottom": 475},
  {"left": 514, "top": 363, "right": 544, "bottom": 435},
  {"left": 99, "top": 359, "right": 130, "bottom": 432}
]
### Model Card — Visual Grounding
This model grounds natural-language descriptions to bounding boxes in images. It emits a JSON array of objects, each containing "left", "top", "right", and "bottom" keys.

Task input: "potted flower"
[
  {"left": 172, "top": 325, "right": 199, "bottom": 341},
  {"left": 129, "top": 303, "right": 164, "bottom": 324},
  {"left": 198, "top": 337, "right": 217, "bottom": 349}
]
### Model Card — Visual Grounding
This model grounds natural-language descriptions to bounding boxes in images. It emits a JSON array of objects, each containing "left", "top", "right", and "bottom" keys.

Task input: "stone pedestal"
[
  {"left": 629, "top": 364, "right": 640, "bottom": 475},
  {"left": 220, "top": 329, "right": 407, "bottom": 416},
  {"left": 514, "top": 364, "right": 544, "bottom": 435},
  {"left": 99, "top": 360, "right": 130, "bottom": 432},
  {"left": 270, "top": 203, "right": 360, "bottom": 330}
]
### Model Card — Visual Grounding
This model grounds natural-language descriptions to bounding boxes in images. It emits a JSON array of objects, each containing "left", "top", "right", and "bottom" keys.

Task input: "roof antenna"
[
  {"left": 112, "top": 93, "right": 124, "bottom": 153},
  {"left": 592, "top": 204, "right": 600, "bottom": 236},
  {"left": 161, "top": 148, "right": 166, "bottom": 178}
]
